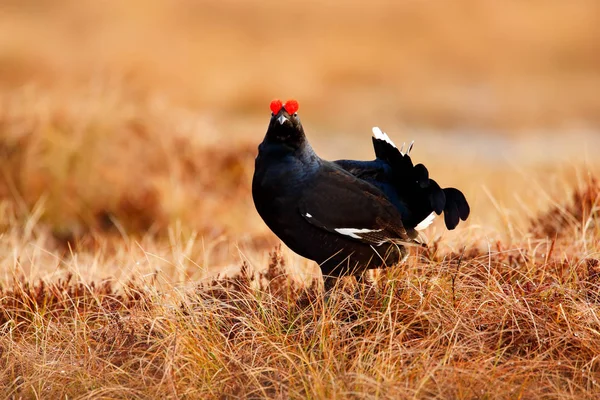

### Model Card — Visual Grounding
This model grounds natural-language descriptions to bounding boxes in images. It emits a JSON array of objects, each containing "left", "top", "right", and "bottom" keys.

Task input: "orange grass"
[{"left": 1, "top": 190, "right": 599, "bottom": 398}]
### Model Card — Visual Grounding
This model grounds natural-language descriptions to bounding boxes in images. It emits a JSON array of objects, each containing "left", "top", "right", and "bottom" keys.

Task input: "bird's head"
[{"left": 265, "top": 99, "right": 305, "bottom": 148}]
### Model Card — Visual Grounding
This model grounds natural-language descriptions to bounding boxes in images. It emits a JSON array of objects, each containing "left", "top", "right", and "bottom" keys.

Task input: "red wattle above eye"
[
  {"left": 270, "top": 99, "right": 283, "bottom": 114},
  {"left": 284, "top": 99, "right": 299, "bottom": 114}
]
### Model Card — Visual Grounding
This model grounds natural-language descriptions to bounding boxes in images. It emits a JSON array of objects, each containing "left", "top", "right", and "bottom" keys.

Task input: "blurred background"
[
  {"left": 0, "top": 0, "right": 599, "bottom": 280},
  {"left": 2, "top": 0, "right": 599, "bottom": 127}
]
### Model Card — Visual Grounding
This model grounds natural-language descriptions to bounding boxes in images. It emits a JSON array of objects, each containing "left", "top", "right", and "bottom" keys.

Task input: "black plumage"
[
  {"left": 252, "top": 100, "right": 469, "bottom": 281},
  {"left": 335, "top": 127, "right": 470, "bottom": 231}
]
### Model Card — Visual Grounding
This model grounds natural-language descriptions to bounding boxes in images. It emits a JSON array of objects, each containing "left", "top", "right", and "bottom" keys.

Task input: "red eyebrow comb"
[
  {"left": 270, "top": 99, "right": 283, "bottom": 114},
  {"left": 284, "top": 99, "right": 299, "bottom": 114}
]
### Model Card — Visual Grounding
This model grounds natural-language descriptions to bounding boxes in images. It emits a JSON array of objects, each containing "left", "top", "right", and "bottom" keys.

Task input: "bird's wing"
[
  {"left": 333, "top": 159, "right": 385, "bottom": 181},
  {"left": 298, "top": 164, "right": 414, "bottom": 246}
]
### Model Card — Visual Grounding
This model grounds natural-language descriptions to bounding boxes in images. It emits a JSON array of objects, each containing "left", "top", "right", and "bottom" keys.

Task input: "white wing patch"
[
  {"left": 305, "top": 213, "right": 312, "bottom": 218},
  {"left": 334, "top": 227, "right": 383, "bottom": 239},
  {"left": 414, "top": 212, "right": 436, "bottom": 231},
  {"left": 372, "top": 127, "right": 397, "bottom": 149}
]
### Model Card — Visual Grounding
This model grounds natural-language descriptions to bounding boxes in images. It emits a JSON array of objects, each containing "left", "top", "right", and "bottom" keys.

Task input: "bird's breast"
[{"left": 254, "top": 154, "right": 310, "bottom": 191}]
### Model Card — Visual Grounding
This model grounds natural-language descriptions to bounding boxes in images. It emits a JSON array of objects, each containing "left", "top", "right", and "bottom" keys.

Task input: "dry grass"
[
  {"left": 1, "top": 182, "right": 599, "bottom": 398},
  {"left": 2, "top": 1, "right": 600, "bottom": 399}
]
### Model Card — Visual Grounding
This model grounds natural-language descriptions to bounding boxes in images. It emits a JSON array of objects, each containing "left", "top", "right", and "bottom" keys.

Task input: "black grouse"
[{"left": 252, "top": 99, "right": 469, "bottom": 282}]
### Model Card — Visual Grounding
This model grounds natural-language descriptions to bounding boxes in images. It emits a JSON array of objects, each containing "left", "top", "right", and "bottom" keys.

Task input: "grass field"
[{"left": 1, "top": 1, "right": 600, "bottom": 398}]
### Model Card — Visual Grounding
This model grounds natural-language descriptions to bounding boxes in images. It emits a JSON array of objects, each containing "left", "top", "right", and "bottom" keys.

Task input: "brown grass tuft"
[
  {"left": 529, "top": 175, "right": 600, "bottom": 239},
  {"left": 0, "top": 273, "right": 151, "bottom": 330}
]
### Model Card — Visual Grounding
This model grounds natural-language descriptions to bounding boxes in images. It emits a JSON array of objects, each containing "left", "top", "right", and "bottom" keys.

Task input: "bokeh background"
[{"left": 1, "top": 0, "right": 599, "bottom": 281}]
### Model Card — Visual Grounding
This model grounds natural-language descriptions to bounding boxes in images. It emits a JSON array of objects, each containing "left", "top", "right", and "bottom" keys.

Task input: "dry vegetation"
[
  {"left": 1, "top": 1, "right": 600, "bottom": 399},
  {"left": 1, "top": 183, "right": 600, "bottom": 398}
]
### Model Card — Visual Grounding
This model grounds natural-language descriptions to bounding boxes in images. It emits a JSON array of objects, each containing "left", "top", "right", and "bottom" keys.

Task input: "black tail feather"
[
  {"left": 367, "top": 136, "right": 470, "bottom": 230},
  {"left": 428, "top": 179, "right": 446, "bottom": 215},
  {"left": 373, "top": 137, "right": 447, "bottom": 224},
  {"left": 443, "top": 187, "right": 470, "bottom": 229},
  {"left": 444, "top": 200, "right": 459, "bottom": 230},
  {"left": 372, "top": 137, "right": 414, "bottom": 171},
  {"left": 413, "top": 163, "right": 429, "bottom": 187}
]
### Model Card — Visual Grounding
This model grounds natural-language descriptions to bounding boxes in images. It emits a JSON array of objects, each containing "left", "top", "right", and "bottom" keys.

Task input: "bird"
[{"left": 252, "top": 99, "right": 469, "bottom": 286}]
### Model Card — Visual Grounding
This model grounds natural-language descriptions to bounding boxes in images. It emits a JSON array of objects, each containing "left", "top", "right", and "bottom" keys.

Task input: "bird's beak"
[{"left": 277, "top": 115, "right": 288, "bottom": 125}]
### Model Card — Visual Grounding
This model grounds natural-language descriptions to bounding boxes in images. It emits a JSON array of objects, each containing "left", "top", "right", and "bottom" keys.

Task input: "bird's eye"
[{"left": 294, "top": 113, "right": 298, "bottom": 117}]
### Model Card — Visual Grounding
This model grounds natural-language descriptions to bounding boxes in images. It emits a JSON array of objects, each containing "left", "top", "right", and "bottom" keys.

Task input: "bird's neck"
[
  {"left": 295, "top": 140, "right": 320, "bottom": 166},
  {"left": 259, "top": 137, "right": 320, "bottom": 169}
]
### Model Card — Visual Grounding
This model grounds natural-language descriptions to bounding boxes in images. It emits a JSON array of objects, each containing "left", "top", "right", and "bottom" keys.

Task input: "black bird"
[{"left": 252, "top": 99, "right": 469, "bottom": 283}]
